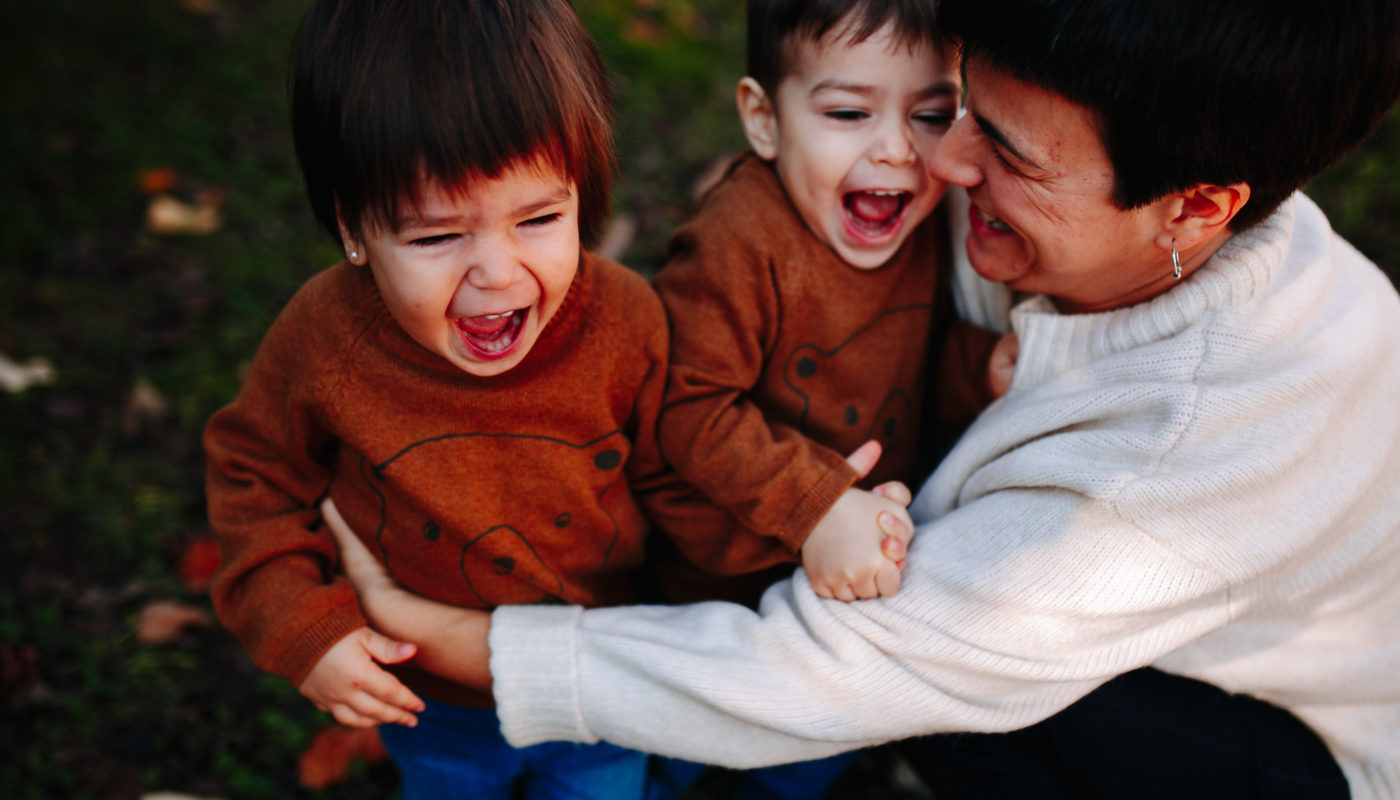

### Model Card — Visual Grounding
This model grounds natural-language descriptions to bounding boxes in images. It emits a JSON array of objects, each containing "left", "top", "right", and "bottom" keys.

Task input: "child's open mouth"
[
  {"left": 456, "top": 308, "right": 528, "bottom": 357},
  {"left": 844, "top": 190, "right": 911, "bottom": 239}
]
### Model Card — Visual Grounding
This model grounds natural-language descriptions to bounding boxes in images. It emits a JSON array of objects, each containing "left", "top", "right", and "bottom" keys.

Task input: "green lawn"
[{"left": 2, "top": 2, "right": 1396, "bottom": 798}]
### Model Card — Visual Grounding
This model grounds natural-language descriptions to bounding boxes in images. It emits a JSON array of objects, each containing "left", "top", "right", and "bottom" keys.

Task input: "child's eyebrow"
[{"left": 809, "top": 78, "right": 961, "bottom": 99}]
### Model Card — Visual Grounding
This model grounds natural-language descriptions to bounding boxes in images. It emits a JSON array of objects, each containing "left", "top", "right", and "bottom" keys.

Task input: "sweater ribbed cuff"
[{"left": 490, "top": 604, "right": 594, "bottom": 747}]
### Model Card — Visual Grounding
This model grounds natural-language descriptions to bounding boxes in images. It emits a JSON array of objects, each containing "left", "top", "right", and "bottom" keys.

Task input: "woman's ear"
[
  {"left": 736, "top": 76, "right": 779, "bottom": 161},
  {"left": 1161, "top": 182, "right": 1252, "bottom": 244}
]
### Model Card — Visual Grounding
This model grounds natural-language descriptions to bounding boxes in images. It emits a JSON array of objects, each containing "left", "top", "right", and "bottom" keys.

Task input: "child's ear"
[
  {"left": 336, "top": 208, "right": 367, "bottom": 266},
  {"left": 736, "top": 77, "right": 779, "bottom": 161}
]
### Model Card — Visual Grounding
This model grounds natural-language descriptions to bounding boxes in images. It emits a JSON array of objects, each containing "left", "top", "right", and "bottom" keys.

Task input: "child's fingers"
[
  {"left": 874, "top": 561, "right": 903, "bottom": 597},
  {"left": 363, "top": 627, "right": 417, "bottom": 666},
  {"left": 349, "top": 691, "right": 420, "bottom": 728},
  {"left": 843, "top": 440, "right": 883, "bottom": 480},
  {"left": 871, "top": 480, "right": 912, "bottom": 506},
  {"left": 327, "top": 703, "right": 386, "bottom": 729}
]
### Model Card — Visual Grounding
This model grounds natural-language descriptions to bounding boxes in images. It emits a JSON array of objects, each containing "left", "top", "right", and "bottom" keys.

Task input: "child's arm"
[
  {"left": 321, "top": 498, "right": 494, "bottom": 690},
  {"left": 800, "top": 440, "right": 916, "bottom": 600},
  {"left": 934, "top": 322, "right": 1019, "bottom": 423},
  {"left": 297, "top": 627, "right": 425, "bottom": 728}
]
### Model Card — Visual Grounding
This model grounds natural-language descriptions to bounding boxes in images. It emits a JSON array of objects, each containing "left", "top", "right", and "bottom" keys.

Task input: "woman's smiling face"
[{"left": 931, "top": 57, "right": 1175, "bottom": 313}]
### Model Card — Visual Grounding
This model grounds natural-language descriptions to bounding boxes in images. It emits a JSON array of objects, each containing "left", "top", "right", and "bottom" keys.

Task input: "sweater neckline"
[{"left": 1008, "top": 195, "right": 1297, "bottom": 382}]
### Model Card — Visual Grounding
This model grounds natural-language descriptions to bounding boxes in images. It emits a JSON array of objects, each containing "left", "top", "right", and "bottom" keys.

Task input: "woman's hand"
[{"left": 320, "top": 497, "right": 494, "bottom": 688}]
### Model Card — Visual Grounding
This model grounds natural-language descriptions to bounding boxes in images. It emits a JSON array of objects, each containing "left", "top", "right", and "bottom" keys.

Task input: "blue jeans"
[
  {"left": 378, "top": 699, "right": 648, "bottom": 800},
  {"left": 646, "top": 751, "right": 857, "bottom": 800}
]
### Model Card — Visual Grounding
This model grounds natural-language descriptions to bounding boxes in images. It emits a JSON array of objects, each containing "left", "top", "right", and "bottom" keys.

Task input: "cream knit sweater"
[{"left": 490, "top": 193, "right": 1400, "bottom": 799}]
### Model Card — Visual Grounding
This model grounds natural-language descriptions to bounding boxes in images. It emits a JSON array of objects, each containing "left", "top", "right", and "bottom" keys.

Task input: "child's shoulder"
[
  {"left": 577, "top": 250, "right": 666, "bottom": 331},
  {"left": 262, "top": 262, "right": 381, "bottom": 359}
]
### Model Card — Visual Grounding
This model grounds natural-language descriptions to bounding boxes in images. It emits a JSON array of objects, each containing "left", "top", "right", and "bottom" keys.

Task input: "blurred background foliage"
[{"left": 1, "top": 1, "right": 1396, "bottom": 798}]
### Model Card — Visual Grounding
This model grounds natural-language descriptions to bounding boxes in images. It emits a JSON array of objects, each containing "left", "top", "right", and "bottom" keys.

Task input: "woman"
[{"left": 321, "top": 0, "right": 1400, "bottom": 795}]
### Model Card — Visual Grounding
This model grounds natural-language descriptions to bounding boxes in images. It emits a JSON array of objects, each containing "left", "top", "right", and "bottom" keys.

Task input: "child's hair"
[
  {"left": 290, "top": 0, "right": 615, "bottom": 246},
  {"left": 746, "top": 0, "right": 945, "bottom": 97}
]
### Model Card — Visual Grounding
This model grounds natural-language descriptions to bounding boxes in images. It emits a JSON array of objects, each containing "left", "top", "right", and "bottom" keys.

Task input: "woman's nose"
[{"left": 929, "top": 114, "right": 983, "bottom": 187}]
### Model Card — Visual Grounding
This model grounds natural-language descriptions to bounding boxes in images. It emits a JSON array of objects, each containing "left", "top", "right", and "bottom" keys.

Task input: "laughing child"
[
  {"left": 637, "top": 1, "right": 1010, "bottom": 795},
  {"left": 204, "top": 1, "right": 669, "bottom": 796}
]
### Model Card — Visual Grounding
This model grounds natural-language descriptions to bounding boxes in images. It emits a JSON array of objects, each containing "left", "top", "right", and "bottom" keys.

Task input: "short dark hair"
[
  {"left": 746, "top": 0, "right": 945, "bottom": 97},
  {"left": 938, "top": 0, "right": 1400, "bottom": 230},
  {"left": 291, "top": 0, "right": 615, "bottom": 245}
]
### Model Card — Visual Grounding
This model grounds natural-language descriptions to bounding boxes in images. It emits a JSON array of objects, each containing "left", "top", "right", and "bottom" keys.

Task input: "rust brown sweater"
[
  {"left": 204, "top": 253, "right": 671, "bottom": 701},
  {"left": 649, "top": 154, "right": 972, "bottom": 587}
]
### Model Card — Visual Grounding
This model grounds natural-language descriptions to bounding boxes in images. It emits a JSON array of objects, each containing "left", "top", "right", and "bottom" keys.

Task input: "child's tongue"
[
  {"left": 458, "top": 310, "right": 515, "bottom": 337},
  {"left": 847, "top": 191, "right": 903, "bottom": 226}
]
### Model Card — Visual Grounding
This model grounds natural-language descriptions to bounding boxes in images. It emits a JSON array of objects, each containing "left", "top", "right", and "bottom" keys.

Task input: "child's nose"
[
  {"left": 928, "top": 115, "right": 983, "bottom": 188},
  {"left": 871, "top": 119, "right": 917, "bottom": 166},
  {"left": 463, "top": 240, "right": 516, "bottom": 290}
]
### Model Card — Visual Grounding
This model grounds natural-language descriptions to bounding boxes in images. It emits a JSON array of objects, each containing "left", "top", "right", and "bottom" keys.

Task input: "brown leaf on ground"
[
  {"left": 135, "top": 601, "right": 212, "bottom": 644},
  {"left": 175, "top": 0, "right": 222, "bottom": 14},
  {"left": 137, "top": 167, "right": 178, "bottom": 195},
  {"left": 145, "top": 190, "right": 225, "bottom": 235},
  {"left": 298, "top": 726, "right": 388, "bottom": 789},
  {"left": 178, "top": 538, "right": 222, "bottom": 594},
  {"left": 2, "top": 644, "right": 42, "bottom": 705}
]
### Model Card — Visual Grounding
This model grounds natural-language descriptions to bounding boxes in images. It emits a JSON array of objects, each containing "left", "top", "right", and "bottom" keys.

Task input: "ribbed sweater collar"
[{"left": 1011, "top": 196, "right": 1297, "bottom": 383}]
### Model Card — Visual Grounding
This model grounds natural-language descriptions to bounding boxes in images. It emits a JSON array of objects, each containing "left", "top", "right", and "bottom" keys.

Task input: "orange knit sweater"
[
  {"left": 647, "top": 154, "right": 974, "bottom": 585},
  {"left": 204, "top": 253, "right": 671, "bottom": 700}
]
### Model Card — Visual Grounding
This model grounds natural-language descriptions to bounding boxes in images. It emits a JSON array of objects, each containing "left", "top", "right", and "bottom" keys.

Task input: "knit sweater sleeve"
[
  {"left": 491, "top": 485, "right": 1230, "bottom": 764},
  {"left": 204, "top": 268, "right": 368, "bottom": 686},
  {"left": 652, "top": 163, "right": 859, "bottom": 552}
]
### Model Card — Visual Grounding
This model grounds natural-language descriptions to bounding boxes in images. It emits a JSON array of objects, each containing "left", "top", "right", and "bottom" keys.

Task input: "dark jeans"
[{"left": 905, "top": 668, "right": 1349, "bottom": 799}]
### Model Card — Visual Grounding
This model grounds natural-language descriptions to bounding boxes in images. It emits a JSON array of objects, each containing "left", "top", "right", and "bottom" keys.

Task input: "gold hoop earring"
[{"left": 1171, "top": 243, "right": 1182, "bottom": 280}]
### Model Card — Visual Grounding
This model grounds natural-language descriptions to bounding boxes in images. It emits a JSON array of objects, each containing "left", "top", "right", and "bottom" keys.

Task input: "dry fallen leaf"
[
  {"left": 178, "top": 537, "right": 222, "bottom": 594},
  {"left": 145, "top": 190, "right": 225, "bottom": 235},
  {"left": 138, "top": 167, "right": 178, "bottom": 195},
  {"left": 135, "top": 601, "right": 212, "bottom": 644},
  {"left": 298, "top": 725, "right": 388, "bottom": 789},
  {"left": 2, "top": 644, "right": 42, "bottom": 705},
  {"left": 124, "top": 378, "right": 171, "bottom": 437},
  {"left": 175, "top": 0, "right": 222, "bottom": 14},
  {"left": 0, "top": 351, "right": 55, "bottom": 394}
]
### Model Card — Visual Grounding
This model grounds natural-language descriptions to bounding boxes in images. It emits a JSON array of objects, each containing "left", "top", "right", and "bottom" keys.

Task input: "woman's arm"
[{"left": 320, "top": 498, "right": 492, "bottom": 689}]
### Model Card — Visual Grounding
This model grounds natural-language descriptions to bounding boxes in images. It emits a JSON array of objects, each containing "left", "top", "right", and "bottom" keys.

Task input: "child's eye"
[
  {"left": 825, "top": 109, "right": 869, "bottom": 122},
  {"left": 914, "top": 110, "right": 954, "bottom": 129},
  {"left": 408, "top": 234, "right": 458, "bottom": 248},
  {"left": 520, "top": 213, "right": 562, "bottom": 228}
]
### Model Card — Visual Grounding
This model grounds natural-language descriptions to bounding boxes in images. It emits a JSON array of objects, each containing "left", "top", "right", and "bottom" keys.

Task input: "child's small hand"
[
  {"left": 297, "top": 626, "right": 424, "bottom": 729},
  {"left": 987, "top": 331, "right": 1019, "bottom": 399},
  {"left": 801, "top": 441, "right": 915, "bottom": 601}
]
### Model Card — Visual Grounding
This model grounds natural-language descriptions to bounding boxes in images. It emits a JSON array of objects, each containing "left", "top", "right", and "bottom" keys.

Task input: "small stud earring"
[
  {"left": 349, "top": 250, "right": 359, "bottom": 261},
  {"left": 1171, "top": 243, "right": 1182, "bottom": 280}
]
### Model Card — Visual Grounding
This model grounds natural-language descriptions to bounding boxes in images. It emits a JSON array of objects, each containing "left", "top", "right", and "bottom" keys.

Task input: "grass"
[{"left": 2, "top": 2, "right": 1397, "bottom": 798}]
